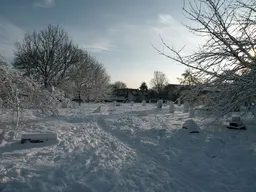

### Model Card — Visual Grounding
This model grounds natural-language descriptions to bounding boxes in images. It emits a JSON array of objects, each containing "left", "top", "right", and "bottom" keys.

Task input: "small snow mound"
[
  {"left": 182, "top": 119, "right": 200, "bottom": 133},
  {"left": 93, "top": 106, "right": 101, "bottom": 113}
]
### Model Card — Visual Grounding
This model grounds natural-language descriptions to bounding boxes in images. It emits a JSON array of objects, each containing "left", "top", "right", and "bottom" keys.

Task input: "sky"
[{"left": 0, "top": 0, "right": 203, "bottom": 88}]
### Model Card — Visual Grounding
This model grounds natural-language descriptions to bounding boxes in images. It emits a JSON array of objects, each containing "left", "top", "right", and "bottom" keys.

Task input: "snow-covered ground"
[{"left": 1, "top": 103, "right": 256, "bottom": 192}]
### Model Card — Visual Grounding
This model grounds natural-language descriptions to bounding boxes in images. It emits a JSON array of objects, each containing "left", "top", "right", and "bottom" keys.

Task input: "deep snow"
[{"left": 1, "top": 103, "right": 256, "bottom": 192}]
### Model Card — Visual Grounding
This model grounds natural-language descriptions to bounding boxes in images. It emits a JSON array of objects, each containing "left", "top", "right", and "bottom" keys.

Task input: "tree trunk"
[
  {"left": 44, "top": 75, "right": 48, "bottom": 88},
  {"left": 78, "top": 91, "right": 81, "bottom": 106}
]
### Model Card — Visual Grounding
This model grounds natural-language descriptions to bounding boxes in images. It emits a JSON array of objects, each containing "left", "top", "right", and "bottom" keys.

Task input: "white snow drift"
[{"left": 1, "top": 103, "right": 256, "bottom": 192}]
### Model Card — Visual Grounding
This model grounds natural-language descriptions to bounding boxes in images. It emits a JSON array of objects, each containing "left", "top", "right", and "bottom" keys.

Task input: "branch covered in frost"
[{"left": 154, "top": 0, "right": 256, "bottom": 117}]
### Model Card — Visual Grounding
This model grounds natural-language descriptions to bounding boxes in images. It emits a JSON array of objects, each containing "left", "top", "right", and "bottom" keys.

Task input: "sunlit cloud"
[
  {"left": 65, "top": 28, "right": 115, "bottom": 53},
  {"left": 81, "top": 38, "right": 115, "bottom": 53}
]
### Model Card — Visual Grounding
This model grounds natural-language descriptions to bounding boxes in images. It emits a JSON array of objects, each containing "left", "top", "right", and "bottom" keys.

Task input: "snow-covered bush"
[{"left": 0, "top": 61, "right": 69, "bottom": 117}]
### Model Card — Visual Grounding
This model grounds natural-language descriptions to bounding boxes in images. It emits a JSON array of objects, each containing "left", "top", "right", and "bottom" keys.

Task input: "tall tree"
[
  {"left": 154, "top": 0, "right": 256, "bottom": 117},
  {"left": 139, "top": 82, "right": 148, "bottom": 91},
  {"left": 60, "top": 50, "right": 111, "bottom": 103},
  {"left": 150, "top": 71, "right": 169, "bottom": 93},
  {"left": 177, "top": 69, "right": 200, "bottom": 85},
  {"left": 13, "top": 25, "right": 80, "bottom": 88}
]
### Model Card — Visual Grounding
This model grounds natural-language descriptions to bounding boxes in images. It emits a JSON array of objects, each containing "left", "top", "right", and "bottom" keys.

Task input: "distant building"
[
  {"left": 109, "top": 84, "right": 219, "bottom": 103},
  {"left": 110, "top": 88, "right": 148, "bottom": 102},
  {"left": 163, "top": 84, "right": 220, "bottom": 103}
]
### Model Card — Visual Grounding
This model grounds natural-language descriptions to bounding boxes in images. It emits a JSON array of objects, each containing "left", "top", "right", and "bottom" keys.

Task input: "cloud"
[
  {"left": 0, "top": 18, "right": 25, "bottom": 60},
  {"left": 65, "top": 27, "right": 115, "bottom": 53},
  {"left": 102, "top": 14, "right": 203, "bottom": 58},
  {"left": 158, "top": 14, "right": 176, "bottom": 25},
  {"left": 151, "top": 14, "right": 204, "bottom": 54},
  {"left": 34, "top": 0, "right": 55, "bottom": 8},
  {"left": 81, "top": 38, "right": 115, "bottom": 53},
  {"left": 57, "top": 14, "right": 204, "bottom": 87},
  {"left": 92, "top": 14, "right": 205, "bottom": 87}
]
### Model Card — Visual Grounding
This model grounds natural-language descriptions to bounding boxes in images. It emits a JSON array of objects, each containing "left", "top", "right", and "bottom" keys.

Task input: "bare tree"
[
  {"left": 13, "top": 25, "right": 80, "bottom": 88},
  {"left": 150, "top": 71, "right": 169, "bottom": 93},
  {"left": 154, "top": 0, "right": 256, "bottom": 117},
  {"left": 61, "top": 50, "right": 111, "bottom": 104},
  {"left": 112, "top": 81, "right": 127, "bottom": 90}
]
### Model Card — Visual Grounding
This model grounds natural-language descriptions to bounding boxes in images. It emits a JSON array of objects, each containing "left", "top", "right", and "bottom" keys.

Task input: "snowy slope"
[{"left": 1, "top": 103, "right": 256, "bottom": 192}]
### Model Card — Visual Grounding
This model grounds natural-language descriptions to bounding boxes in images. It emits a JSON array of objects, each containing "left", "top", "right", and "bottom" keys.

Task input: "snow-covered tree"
[
  {"left": 0, "top": 60, "right": 69, "bottom": 126},
  {"left": 177, "top": 69, "right": 201, "bottom": 85},
  {"left": 154, "top": 0, "right": 256, "bottom": 118}
]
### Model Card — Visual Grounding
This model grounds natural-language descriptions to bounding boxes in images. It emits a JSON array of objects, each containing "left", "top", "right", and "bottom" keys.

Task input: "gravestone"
[
  {"left": 169, "top": 101, "right": 175, "bottom": 113},
  {"left": 250, "top": 105, "right": 256, "bottom": 117},
  {"left": 142, "top": 100, "right": 146, "bottom": 106},
  {"left": 177, "top": 98, "right": 181, "bottom": 106},
  {"left": 157, "top": 100, "right": 163, "bottom": 109},
  {"left": 0, "top": 98, "right": 3, "bottom": 108},
  {"left": 183, "top": 101, "right": 189, "bottom": 113},
  {"left": 71, "top": 101, "right": 77, "bottom": 108},
  {"left": 189, "top": 107, "right": 195, "bottom": 118},
  {"left": 227, "top": 116, "right": 246, "bottom": 130},
  {"left": 182, "top": 119, "right": 200, "bottom": 133},
  {"left": 93, "top": 106, "right": 101, "bottom": 113}
]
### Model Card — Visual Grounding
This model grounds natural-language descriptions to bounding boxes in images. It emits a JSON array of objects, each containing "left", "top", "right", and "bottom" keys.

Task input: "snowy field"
[{"left": 1, "top": 103, "right": 256, "bottom": 192}]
